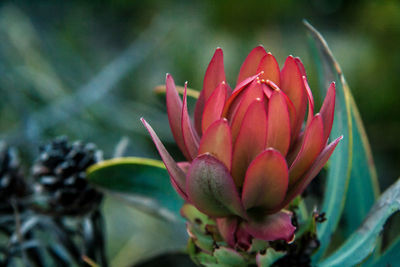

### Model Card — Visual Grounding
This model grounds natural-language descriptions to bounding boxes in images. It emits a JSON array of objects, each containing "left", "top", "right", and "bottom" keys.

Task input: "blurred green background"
[{"left": 0, "top": 0, "right": 399, "bottom": 265}]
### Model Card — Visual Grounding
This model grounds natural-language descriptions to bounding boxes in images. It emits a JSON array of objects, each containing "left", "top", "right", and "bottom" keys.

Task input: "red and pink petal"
[
  {"left": 280, "top": 56, "right": 307, "bottom": 141},
  {"left": 278, "top": 136, "right": 343, "bottom": 210},
  {"left": 242, "top": 148, "right": 289, "bottom": 212},
  {"left": 216, "top": 217, "right": 238, "bottom": 248},
  {"left": 198, "top": 119, "right": 232, "bottom": 170},
  {"left": 141, "top": 118, "right": 188, "bottom": 201},
  {"left": 236, "top": 46, "right": 267, "bottom": 85},
  {"left": 194, "top": 48, "right": 226, "bottom": 135},
  {"left": 320, "top": 82, "right": 336, "bottom": 142},
  {"left": 231, "top": 100, "right": 267, "bottom": 187},
  {"left": 201, "top": 82, "right": 228, "bottom": 133},
  {"left": 288, "top": 114, "right": 324, "bottom": 185},
  {"left": 257, "top": 53, "right": 281, "bottom": 87},
  {"left": 181, "top": 83, "right": 200, "bottom": 160},
  {"left": 266, "top": 91, "right": 291, "bottom": 155},
  {"left": 186, "top": 154, "right": 246, "bottom": 218},
  {"left": 166, "top": 74, "right": 191, "bottom": 160},
  {"left": 244, "top": 211, "right": 296, "bottom": 242}
]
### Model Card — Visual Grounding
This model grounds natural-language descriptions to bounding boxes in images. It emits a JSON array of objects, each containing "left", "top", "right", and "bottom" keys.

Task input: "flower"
[{"left": 141, "top": 46, "right": 342, "bottom": 247}]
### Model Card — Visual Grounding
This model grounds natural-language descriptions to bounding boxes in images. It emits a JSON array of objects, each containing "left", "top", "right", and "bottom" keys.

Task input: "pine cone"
[
  {"left": 0, "top": 142, "right": 27, "bottom": 203},
  {"left": 32, "top": 136, "right": 103, "bottom": 216}
]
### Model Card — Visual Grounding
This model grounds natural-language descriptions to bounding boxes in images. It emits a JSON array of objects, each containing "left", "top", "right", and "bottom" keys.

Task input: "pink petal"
[
  {"left": 216, "top": 217, "right": 238, "bottom": 247},
  {"left": 141, "top": 118, "right": 188, "bottom": 201},
  {"left": 242, "top": 148, "right": 289, "bottom": 212},
  {"left": 244, "top": 211, "right": 296, "bottom": 242},
  {"left": 194, "top": 48, "right": 226, "bottom": 136},
  {"left": 264, "top": 80, "right": 297, "bottom": 134},
  {"left": 280, "top": 56, "right": 307, "bottom": 141},
  {"left": 165, "top": 74, "right": 191, "bottom": 160},
  {"left": 201, "top": 82, "right": 228, "bottom": 133},
  {"left": 231, "top": 100, "right": 267, "bottom": 187},
  {"left": 230, "top": 82, "right": 264, "bottom": 142},
  {"left": 186, "top": 154, "right": 246, "bottom": 218},
  {"left": 288, "top": 114, "right": 324, "bottom": 185},
  {"left": 194, "top": 91, "right": 206, "bottom": 136},
  {"left": 222, "top": 73, "right": 261, "bottom": 118},
  {"left": 320, "top": 82, "right": 336, "bottom": 142},
  {"left": 303, "top": 76, "right": 315, "bottom": 127},
  {"left": 203, "top": 48, "right": 226, "bottom": 100},
  {"left": 236, "top": 46, "right": 267, "bottom": 85},
  {"left": 278, "top": 136, "right": 343, "bottom": 210},
  {"left": 257, "top": 53, "right": 281, "bottom": 87},
  {"left": 295, "top": 57, "right": 314, "bottom": 109},
  {"left": 198, "top": 119, "right": 232, "bottom": 170},
  {"left": 266, "top": 91, "right": 291, "bottom": 156},
  {"left": 181, "top": 82, "right": 200, "bottom": 160},
  {"left": 177, "top": 161, "right": 191, "bottom": 174},
  {"left": 235, "top": 224, "right": 252, "bottom": 251}
]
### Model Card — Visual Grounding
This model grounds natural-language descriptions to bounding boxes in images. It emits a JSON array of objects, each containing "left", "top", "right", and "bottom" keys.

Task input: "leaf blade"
[
  {"left": 87, "top": 157, "right": 184, "bottom": 221},
  {"left": 304, "top": 21, "right": 353, "bottom": 260},
  {"left": 318, "top": 178, "right": 400, "bottom": 267}
]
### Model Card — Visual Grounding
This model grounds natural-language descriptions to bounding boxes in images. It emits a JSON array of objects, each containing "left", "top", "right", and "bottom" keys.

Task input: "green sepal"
[
  {"left": 256, "top": 248, "right": 286, "bottom": 267},
  {"left": 213, "top": 247, "right": 247, "bottom": 267}
]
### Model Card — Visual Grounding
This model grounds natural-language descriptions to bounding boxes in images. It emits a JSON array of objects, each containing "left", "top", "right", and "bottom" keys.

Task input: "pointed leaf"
[
  {"left": 141, "top": 118, "right": 187, "bottom": 199},
  {"left": 244, "top": 211, "right": 295, "bottom": 242},
  {"left": 342, "top": 101, "right": 380, "bottom": 237},
  {"left": 186, "top": 154, "right": 245, "bottom": 218},
  {"left": 198, "top": 119, "right": 232, "bottom": 170},
  {"left": 237, "top": 46, "right": 267, "bottom": 84},
  {"left": 231, "top": 100, "right": 267, "bottom": 187},
  {"left": 305, "top": 21, "right": 356, "bottom": 260},
  {"left": 266, "top": 91, "right": 291, "bottom": 155},
  {"left": 370, "top": 236, "right": 400, "bottom": 266},
  {"left": 319, "top": 178, "right": 400, "bottom": 267},
  {"left": 242, "top": 148, "right": 288, "bottom": 211},
  {"left": 257, "top": 53, "right": 281, "bottom": 87},
  {"left": 182, "top": 82, "right": 200, "bottom": 160},
  {"left": 201, "top": 82, "right": 228, "bottom": 133},
  {"left": 166, "top": 74, "right": 191, "bottom": 160},
  {"left": 87, "top": 157, "right": 185, "bottom": 221}
]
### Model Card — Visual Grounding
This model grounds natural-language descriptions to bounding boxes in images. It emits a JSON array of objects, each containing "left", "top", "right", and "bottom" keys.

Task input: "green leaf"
[
  {"left": 213, "top": 247, "right": 247, "bottom": 267},
  {"left": 256, "top": 248, "right": 286, "bottom": 267},
  {"left": 305, "top": 21, "right": 381, "bottom": 259},
  {"left": 304, "top": 21, "right": 353, "bottom": 259},
  {"left": 87, "top": 157, "right": 184, "bottom": 222},
  {"left": 370, "top": 236, "right": 400, "bottom": 266},
  {"left": 154, "top": 84, "right": 200, "bottom": 99},
  {"left": 318, "top": 178, "right": 400, "bottom": 267},
  {"left": 103, "top": 196, "right": 187, "bottom": 266},
  {"left": 343, "top": 100, "right": 380, "bottom": 236}
]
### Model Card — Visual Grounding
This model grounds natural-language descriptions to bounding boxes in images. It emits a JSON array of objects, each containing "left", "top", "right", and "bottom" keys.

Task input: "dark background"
[{"left": 0, "top": 0, "right": 398, "bottom": 264}]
